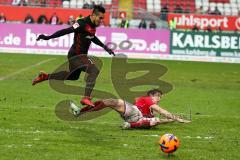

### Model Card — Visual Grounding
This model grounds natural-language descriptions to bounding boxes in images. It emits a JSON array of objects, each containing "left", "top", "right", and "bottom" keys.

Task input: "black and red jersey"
[{"left": 71, "top": 16, "right": 104, "bottom": 55}]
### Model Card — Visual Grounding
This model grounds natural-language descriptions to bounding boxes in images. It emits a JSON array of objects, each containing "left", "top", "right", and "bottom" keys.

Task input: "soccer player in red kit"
[
  {"left": 32, "top": 5, "right": 115, "bottom": 107},
  {"left": 70, "top": 89, "right": 191, "bottom": 129}
]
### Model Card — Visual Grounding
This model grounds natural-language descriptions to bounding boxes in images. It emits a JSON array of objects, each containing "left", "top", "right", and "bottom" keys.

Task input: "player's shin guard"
[{"left": 130, "top": 119, "right": 151, "bottom": 129}]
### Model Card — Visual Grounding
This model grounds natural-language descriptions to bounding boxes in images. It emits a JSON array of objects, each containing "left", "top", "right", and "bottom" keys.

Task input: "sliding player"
[{"left": 70, "top": 89, "right": 190, "bottom": 129}]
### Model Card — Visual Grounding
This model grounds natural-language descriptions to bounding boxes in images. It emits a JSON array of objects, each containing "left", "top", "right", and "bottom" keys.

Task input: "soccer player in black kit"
[{"left": 32, "top": 5, "right": 115, "bottom": 107}]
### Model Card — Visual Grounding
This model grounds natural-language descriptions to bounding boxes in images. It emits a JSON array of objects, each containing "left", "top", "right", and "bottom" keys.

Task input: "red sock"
[
  {"left": 80, "top": 101, "right": 105, "bottom": 113},
  {"left": 92, "top": 101, "right": 105, "bottom": 111},
  {"left": 44, "top": 74, "right": 49, "bottom": 80},
  {"left": 41, "top": 72, "right": 49, "bottom": 80},
  {"left": 130, "top": 119, "right": 151, "bottom": 129},
  {"left": 80, "top": 106, "right": 92, "bottom": 113}
]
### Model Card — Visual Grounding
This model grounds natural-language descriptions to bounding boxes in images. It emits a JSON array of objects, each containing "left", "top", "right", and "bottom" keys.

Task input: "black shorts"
[{"left": 67, "top": 48, "right": 98, "bottom": 79}]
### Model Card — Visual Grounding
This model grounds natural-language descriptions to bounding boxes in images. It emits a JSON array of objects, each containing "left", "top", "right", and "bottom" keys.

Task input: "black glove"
[
  {"left": 36, "top": 34, "right": 50, "bottom": 41},
  {"left": 103, "top": 45, "right": 115, "bottom": 56}
]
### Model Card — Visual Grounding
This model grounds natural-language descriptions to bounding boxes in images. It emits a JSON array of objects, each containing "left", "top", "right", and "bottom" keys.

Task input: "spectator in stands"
[
  {"left": 206, "top": 25, "right": 212, "bottom": 32},
  {"left": 174, "top": 5, "right": 183, "bottom": 13},
  {"left": 161, "top": 4, "right": 169, "bottom": 13},
  {"left": 67, "top": 15, "right": 75, "bottom": 25},
  {"left": 169, "top": 18, "right": 177, "bottom": 30},
  {"left": 0, "top": 12, "right": 6, "bottom": 23},
  {"left": 12, "top": 0, "right": 18, "bottom": 5},
  {"left": 50, "top": 13, "right": 60, "bottom": 25},
  {"left": 217, "top": 27, "right": 222, "bottom": 32},
  {"left": 119, "top": 18, "right": 129, "bottom": 28},
  {"left": 82, "top": 1, "right": 90, "bottom": 9},
  {"left": 211, "top": 6, "right": 221, "bottom": 15},
  {"left": 19, "top": 0, "right": 27, "bottom": 6},
  {"left": 12, "top": 0, "right": 27, "bottom": 6},
  {"left": 138, "top": 18, "right": 147, "bottom": 29},
  {"left": 37, "top": 13, "right": 48, "bottom": 24},
  {"left": 39, "top": 0, "right": 46, "bottom": 7},
  {"left": 76, "top": 14, "right": 83, "bottom": 21},
  {"left": 161, "top": 4, "right": 169, "bottom": 21},
  {"left": 98, "top": 1, "right": 103, "bottom": 7},
  {"left": 89, "top": 1, "right": 96, "bottom": 9},
  {"left": 149, "top": 20, "right": 156, "bottom": 29},
  {"left": 24, "top": 13, "right": 34, "bottom": 24},
  {"left": 192, "top": 24, "right": 199, "bottom": 32},
  {"left": 196, "top": 6, "right": 204, "bottom": 14}
]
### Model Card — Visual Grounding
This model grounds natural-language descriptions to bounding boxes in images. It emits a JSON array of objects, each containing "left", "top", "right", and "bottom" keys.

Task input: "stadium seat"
[
  {"left": 231, "top": 7, "right": 238, "bottom": 15},
  {"left": 105, "top": 0, "right": 112, "bottom": 5},
  {"left": 84, "top": 0, "right": 91, "bottom": 4},
  {"left": 224, "top": 3, "right": 231, "bottom": 15},
  {"left": 159, "top": 0, "right": 196, "bottom": 13},
  {"left": 154, "top": 0, "right": 161, "bottom": 12},
  {"left": 230, "top": 0, "right": 236, "bottom": 3},
  {"left": 217, "top": 3, "right": 224, "bottom": 14},
  {"left": 0, "top": 0, "right": 12, "bottom": 4},
  {"left": 202, "top": 0, "right": 209, "bottom": 12},
  {"left": 109, "top": 0, "right": 119, "bottom": 18},
  {"left": 230, "top": 1, "right": 237, "bottom": 8},
  {"left": 134, "top": 0, "right": 147, "bottom": 10},
  {"left": 147, "top": 1, "right": 154, "bottom": 12},
  {"left": 147, "top": 0, "right": 153, "bottom": 12},
  {"left": 209, "top": 2, "right": 216, "bottom": 13},
  {"left": 62, "top": 1, "right": 70, "bottom": 8},
  {"left": 70, "top": 0, "right": 77, "bottom": 8},
  {"left": 195, "top": 0, "right": 203, "bottom": 9},
  {"left": 77, "top": 0, "right": 83, "bottom": 8},
  {"left": 47, "top": 0, "right": 62, "bottom": 7},
  {"left": 133, "top": 0, "right": 146, "bottom": 18}
]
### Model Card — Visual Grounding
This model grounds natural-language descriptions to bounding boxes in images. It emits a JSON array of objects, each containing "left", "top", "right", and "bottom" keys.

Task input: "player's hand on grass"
[
  {"left": 177, "top": 118, "right": 191, "bottom": 123},
  {"left": 103, "top": 45, "right": 115, "bottom": 56},
  {"left": 36, "top": 34, "right": 50, "bottom": 41}
]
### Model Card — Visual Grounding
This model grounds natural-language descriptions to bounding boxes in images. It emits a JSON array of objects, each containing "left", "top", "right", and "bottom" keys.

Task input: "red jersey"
[{"left": 134, "top": 96, "right": 155, "bottom": 118}]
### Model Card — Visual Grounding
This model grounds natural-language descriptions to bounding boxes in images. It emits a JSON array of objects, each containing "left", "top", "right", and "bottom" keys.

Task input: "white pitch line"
[{"left": 0, "top": 58, "right": 55, "bottom": 81}]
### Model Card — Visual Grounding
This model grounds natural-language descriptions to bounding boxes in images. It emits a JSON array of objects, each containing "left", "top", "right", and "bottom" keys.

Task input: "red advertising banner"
[{"left": 168, "top": 13, "right": 240, "bottom": 31}]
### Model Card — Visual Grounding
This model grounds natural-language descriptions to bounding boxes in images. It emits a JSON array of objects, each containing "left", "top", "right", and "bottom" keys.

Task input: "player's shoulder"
[
  {"left": 76, "top": 16, "right": 88, "bottom": 24},
  {"left": 72, "top": 17, "right": 87, "bottom": 29},
  {"left": 141, "top": 96, "right": 155, "bottom": 105},
  {"left": 142, "top": 96, "right": 151, "bottom": 100},
  {"left": 136, "top": 96, "right": 150, "bottom": 102}
]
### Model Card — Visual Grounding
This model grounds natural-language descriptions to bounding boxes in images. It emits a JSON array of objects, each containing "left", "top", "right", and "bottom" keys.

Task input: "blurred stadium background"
[{"left": 0, "top": 0, "right": 240, "bottom": 63}]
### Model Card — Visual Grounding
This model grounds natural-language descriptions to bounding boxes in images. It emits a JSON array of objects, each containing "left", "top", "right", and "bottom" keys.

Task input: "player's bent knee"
[
  {"left": 102, "top": 98, "right": 117, "bottom": 106},
  {"left": 102, "top": 98, "right": 124, "bottom": 109}
]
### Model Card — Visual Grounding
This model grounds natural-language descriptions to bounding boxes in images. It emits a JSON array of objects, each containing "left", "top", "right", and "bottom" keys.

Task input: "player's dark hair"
[
  {"left": 147, "top": 89, "right": 163, "bottom": 96},
  {"left": 92, "top": 5, "right": 106, "bottom": 15}
]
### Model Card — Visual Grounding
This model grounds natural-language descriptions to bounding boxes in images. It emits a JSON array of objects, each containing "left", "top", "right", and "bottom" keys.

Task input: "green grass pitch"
[{"left": 0, "top": 53, "right": 239, "bottom": 160}]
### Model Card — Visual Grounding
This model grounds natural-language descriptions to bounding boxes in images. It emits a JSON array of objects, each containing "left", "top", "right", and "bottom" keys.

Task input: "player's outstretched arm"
[
  {"left": 36, "top": 27, "right": 75, "bottom": 41},
  {"left": 151, "top": 104, "right": 191, "bottom": 123},
  {"left": 91, "top": 36, "right": 115, "bottom": 56}
]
